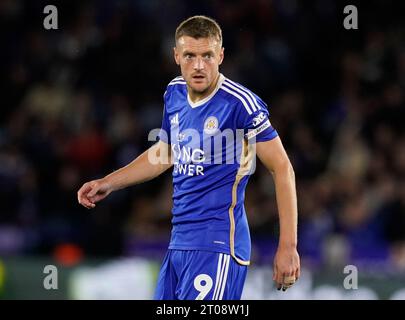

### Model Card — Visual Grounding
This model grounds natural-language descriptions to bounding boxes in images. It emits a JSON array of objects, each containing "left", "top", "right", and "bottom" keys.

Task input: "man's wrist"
[
  {"left": 102, "top": 176, "right": 116, "bottom": 192},
  {"left": 278, "top": 240, "right": 297, "bottom": 249}
]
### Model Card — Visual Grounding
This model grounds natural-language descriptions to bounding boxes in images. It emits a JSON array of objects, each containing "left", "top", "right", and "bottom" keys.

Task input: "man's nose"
[{"left": 193, "top": 57, "right": 204, "bottom": 70}]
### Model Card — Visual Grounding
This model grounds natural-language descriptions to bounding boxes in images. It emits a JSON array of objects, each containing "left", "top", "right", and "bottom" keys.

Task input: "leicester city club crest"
[{"left": 204, "top": 116, "right": 219, "bottom": 135}]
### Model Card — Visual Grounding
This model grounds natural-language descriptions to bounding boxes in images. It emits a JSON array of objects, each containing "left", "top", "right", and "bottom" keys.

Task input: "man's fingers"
[
  {"left": 284, "top": 274, "right": 296, "bottom": 284},
  {"left": 275, "top": 272, "right": 298, "bottom": 292},
  {"left": 84, "top": 202, "right": 96, "bottom": 209},
  {"left": 87, "top": 185, "right": 99, "bottom": 198},
  {"left": 79, "top": 196, "right": 96, "bottom": 209},
  {"left": 295, "top": 268, "right": 301, "bottom": 281},
  {"left": 77, "top": 183, "right": 97, "bottom": 209},
  {"left": 77, "top": 184, "right": 90, "bottom": 203},
  {"left": 281, "top": 273, "right": 297, "bottom": 291},
  {"left": 274, "top": 248, "right": 300, "bottom": 292},
  {"left": 276, "top": 272, "right": 284, "bottom": 288},
  {"left": 274, "top": 265, "right": 284, "bottom": 287},
  {"left": 89, "top": 193, "right": 106, "bottom": 204}
]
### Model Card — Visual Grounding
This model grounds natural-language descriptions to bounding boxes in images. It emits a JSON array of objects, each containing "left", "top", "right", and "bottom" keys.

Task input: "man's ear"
[
  {"left": 173, "top": 47, "right": 180, "bottom": 65},
  {"left": 218, "top": 47, "right": 224, "bottom": 66}
]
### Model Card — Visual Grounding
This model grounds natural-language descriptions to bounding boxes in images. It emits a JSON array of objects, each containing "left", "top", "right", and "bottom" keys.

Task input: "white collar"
[{"left": 187, "top": 73, "right": 225, "bottom": 108}]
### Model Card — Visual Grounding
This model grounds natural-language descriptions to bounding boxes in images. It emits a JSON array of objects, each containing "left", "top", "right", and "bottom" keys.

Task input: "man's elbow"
[
  {"left": 287, "top": 161, "right": 295, "bottom": 180},
  {"left": 273, "top": 159, "right": 295, "bottom": 180}
]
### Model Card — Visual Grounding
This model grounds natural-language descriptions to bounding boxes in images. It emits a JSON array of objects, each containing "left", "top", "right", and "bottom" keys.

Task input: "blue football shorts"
[{"left": 154, "top": 249, "right": 248, "bottom": 300}]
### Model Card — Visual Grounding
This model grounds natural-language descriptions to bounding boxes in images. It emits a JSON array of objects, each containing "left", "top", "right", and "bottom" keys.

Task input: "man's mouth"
[{"left": 192, "top": 75, "right": 205, "bottom": 79}]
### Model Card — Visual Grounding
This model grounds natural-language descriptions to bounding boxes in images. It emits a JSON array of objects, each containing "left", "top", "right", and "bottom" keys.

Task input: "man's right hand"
[{"left": 77, "top": 178, "right": 113, "bottom": 209}]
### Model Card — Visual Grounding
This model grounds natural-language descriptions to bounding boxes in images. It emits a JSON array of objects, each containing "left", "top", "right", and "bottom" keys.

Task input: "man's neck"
[{"left": 188, "top": 73, "right": 220, "bottom": 104}]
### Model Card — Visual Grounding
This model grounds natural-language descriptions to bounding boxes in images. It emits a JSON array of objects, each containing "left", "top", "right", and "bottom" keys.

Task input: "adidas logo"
[{"left": 170, "top": 113, "right": 179, "bottom": 126}]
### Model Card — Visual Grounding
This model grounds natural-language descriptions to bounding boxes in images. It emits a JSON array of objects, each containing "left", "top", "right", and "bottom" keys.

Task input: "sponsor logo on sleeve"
[
  {"left": 252, "top": 112, "right": 266, "bottom": 126},
  {"left": 245, "top": 119, "right": 271, "bottom": 140}
]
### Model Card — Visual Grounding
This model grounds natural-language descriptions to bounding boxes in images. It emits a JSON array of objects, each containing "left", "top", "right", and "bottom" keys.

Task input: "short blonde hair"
[{"left": 175, "top": 15, "right": 222, "bottom": 46}]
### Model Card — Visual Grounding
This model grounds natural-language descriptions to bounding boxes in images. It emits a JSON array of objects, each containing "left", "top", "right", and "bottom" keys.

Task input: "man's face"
[{"left": 174, "top": 36, "right": 224, "bottom": 96}]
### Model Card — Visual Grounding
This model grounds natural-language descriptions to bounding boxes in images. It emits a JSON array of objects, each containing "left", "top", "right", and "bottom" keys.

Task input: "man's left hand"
[{"left": 273, "top": 245, "right": 300, "bottom": 291}]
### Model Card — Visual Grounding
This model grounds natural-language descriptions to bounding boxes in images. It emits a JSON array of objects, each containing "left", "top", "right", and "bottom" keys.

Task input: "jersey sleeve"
[
  {"left": 237, "top": 94, "right": 278, "bottom": 143},
  {"left": 158, "top": 91, "right": 171, "bottom": 144}
]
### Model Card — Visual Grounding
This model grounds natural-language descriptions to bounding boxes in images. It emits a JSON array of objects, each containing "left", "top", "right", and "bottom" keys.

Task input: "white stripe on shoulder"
[
  {"left": 225, "top": 79, "right": 262, "bottom": 111},
  {"left": 168, "top": 76, "right": 185, "bottom": 85},
  {"left": 168, "top": 81, "right": 186, "bottom": 86},
  {"left": 220, "top": 86, "right": 252, "bottom": 115},
  {"left": 218, "top": 255, "right": 230, "bottom": 300},
  {"left": 224, "top": 80, "right": 257, "bottom": 112}
]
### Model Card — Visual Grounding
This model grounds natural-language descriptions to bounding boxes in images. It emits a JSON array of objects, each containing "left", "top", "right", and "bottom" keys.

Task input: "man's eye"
[
  {"left": 204, "top": 54, "right": 212, "bottom": 59},
  {"left": 185, "top": 54, "right": 193, "bottom": 59}
]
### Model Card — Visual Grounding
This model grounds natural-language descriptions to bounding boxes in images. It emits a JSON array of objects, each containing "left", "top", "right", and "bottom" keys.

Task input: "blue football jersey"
[{"left": 158, "top": 74, "right": 278, "bottom": 265}]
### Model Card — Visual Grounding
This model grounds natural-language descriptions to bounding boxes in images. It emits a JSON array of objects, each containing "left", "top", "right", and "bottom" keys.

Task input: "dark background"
[{"left": 0, "top": 0, "right": 404, "bottom": 278}]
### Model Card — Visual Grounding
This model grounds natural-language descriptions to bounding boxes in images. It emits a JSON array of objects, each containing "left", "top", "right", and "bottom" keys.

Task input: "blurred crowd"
[{"left": 0, "top": 0, "right": 404, "bottom": 271}]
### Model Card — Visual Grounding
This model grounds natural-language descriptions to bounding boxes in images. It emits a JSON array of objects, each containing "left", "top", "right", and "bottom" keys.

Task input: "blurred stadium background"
[{"left": 0, "top": 0, "right": 404, "bottom": 299}]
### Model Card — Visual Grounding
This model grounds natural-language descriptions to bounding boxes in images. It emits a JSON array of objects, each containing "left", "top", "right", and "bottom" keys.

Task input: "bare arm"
[
  {"left": 77, "top": 141, "right": 172, "bottom": 209},
  {"left": 256, "top": 136, "right": 300, "bottom": 290}
]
